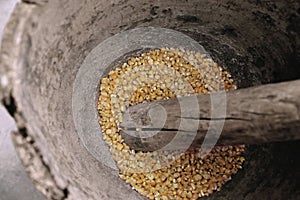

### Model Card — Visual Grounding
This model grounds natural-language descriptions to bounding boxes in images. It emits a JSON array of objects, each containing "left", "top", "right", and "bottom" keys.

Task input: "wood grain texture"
[{"left": 121, "top": 79, "right": 300, "bottom": 151}]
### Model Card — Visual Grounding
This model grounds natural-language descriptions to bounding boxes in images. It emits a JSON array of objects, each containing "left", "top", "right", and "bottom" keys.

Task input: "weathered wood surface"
[{"left": 121, "top": 79, "right": 300, "bottom": 151}]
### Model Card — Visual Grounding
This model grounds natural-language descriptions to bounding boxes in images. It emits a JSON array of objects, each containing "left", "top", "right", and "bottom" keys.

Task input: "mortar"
[{"left": 0, "top": 0, "right": 299, "bottom": 199}]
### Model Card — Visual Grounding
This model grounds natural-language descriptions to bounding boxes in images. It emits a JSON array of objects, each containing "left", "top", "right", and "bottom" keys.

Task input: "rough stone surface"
[
  {"left": 0, "top": 0, "right": 299, "bottom": 199},
  {"left": 12, "top": 132, "right": 67, "bottom": 200}
]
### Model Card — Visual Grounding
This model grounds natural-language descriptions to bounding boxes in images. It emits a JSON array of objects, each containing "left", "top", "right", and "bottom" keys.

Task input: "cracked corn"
[{"left": 98, "top": 48, "right": 245, "bottom": 200}]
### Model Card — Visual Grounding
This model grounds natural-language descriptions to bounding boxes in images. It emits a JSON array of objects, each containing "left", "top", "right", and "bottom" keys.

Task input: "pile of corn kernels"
[{"left": 98, "top": 48, "right": 245, "bottom": 200}]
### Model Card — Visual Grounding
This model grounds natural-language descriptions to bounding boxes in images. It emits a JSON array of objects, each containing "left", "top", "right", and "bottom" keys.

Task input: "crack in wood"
[
  {"left": 241, "top": 110, "right": 278, "bottom": 116},
  {"left": 120, "top": 127, "right": 189, "bottom": 132},
  {"left": 175, "top": 116, "right": 252, "bottom": 121}
]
